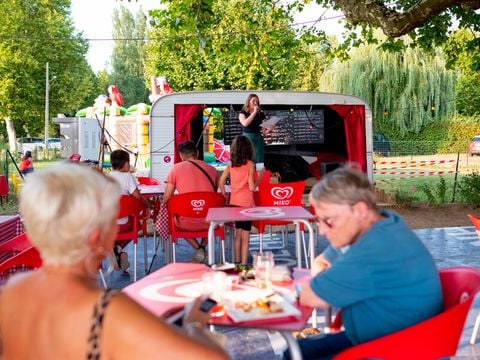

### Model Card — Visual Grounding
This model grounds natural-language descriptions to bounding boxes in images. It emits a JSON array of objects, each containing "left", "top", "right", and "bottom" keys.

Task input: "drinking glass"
[
  {"left": 253, "top": 251, "right": 275, "bottom": 289},
  {"left": 202, "top": 271, "right": 227, "bottom": 317}
]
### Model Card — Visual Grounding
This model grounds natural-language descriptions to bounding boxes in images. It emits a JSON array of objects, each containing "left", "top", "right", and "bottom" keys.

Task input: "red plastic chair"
[
  {"left": 116, "top": 195, "right": 149, "bottom": 281},
  {"left": 0, "top": 175, "right": 9, "bottom": 204},
  {"left": 0, "top": 233, "right": 32, "bottom": 264},
  {"left": 253, "top": 181, "right": 306, "bottom": 254},
  {"left": 137, "top": 176, "right": 161, "bottom": 219},
  {"left": 166, "top": 191, "right": 226, "bottom": 263},
  {"left": 333, "top": 266, "right": 480, "bottom": 360},
  {"left": 0, "top": 246, "right": 42, "bottom": 285},
  {"left": 468, "top": 214, "right": 480, "bottom": 238}
]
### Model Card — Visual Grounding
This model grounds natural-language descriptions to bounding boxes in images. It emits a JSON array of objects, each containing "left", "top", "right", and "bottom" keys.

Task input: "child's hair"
[
  {"left": 230, "top": 135, "right": 253, "bottom": 168},
  {"left": 110, "top": 149, "right": 130, "bottom": 170},
  {"left": 24, "top": 151, "right": 32, "bottom": 159}
]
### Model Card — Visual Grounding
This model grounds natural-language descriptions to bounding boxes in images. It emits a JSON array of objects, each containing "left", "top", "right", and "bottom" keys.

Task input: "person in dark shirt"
[{"left": 239, "top": 94, "right": 267, "bottom": 164}]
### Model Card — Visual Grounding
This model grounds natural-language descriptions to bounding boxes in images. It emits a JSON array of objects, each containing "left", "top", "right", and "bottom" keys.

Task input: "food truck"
[{"left": 149, "top": 90, "right": 373, "bottom": 183}]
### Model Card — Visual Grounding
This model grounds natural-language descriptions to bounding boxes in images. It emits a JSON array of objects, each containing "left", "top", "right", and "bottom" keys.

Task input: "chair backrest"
[
  {"left": 333, "top": 266, "right": 480, "bottom": 360},
  {"left": 257, "top": 180, "right": 305, "bottom": 207},
  {"left": 137, "top": 176, "right": 161, "bottom": 186},
  {"left": 467, "top": 214, "right": 480, "bottom": 232},
  {"left": 0, "top": 246, "right": 42, "bottom": 285},
  {"left": 167, "top": 192, "right": 226, "bottom": 221},
  {"left": 0, "top": 175, "right": 9, "bottom": 197},
  {"left": 118, "top": 195, "right": 145, "bottom": 219}
]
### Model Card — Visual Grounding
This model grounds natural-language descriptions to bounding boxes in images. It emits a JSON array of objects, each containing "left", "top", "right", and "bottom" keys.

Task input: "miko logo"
[
  {"left": 191, "top": 199, "right": 205, "bottom": 211},
  {"left": 271, "top": 186, "right": 293, "bottom": 205}
]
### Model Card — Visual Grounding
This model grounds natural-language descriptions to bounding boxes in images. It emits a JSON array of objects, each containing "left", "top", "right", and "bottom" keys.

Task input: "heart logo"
[
  {"left": 191, "top": 200, "right": 205, "bottom": 208},
  {"left": 271, "top": 187, "right": 293, "bottom": 200}
]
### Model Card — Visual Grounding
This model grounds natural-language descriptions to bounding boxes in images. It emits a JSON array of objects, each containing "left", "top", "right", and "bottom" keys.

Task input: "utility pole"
[{"left": 45, "top": 62, "right": 49, "bottom": 159}]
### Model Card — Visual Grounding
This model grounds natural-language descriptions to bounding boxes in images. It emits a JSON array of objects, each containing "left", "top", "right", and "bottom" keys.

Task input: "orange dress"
[{"left": 230, "top": 160, "right": 255, "bottom": 207}]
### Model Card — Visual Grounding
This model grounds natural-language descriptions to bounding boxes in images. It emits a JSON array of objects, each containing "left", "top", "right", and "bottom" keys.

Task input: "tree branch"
[{"left": 335, "top": 0, "right": 480, "bottom": 37}]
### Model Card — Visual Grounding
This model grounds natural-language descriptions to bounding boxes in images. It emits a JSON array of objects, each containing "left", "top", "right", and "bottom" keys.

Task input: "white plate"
[
  {"left": 211, "top": 262, "right": 236, "bottom": 271},
  {"left": 174, "top": 281, "right": 204, "bottom": 298},
  {"left": 224, "top": 289, "right": 301, "bottom": 323}
]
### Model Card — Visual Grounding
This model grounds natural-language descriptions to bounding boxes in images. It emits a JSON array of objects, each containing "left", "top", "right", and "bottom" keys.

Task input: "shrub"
[
  {"left": 457, "top": 171, "right": 480, "bottom": 207},
  {"left": 419, "top": 176, "right": 447, "bottom": 207}
]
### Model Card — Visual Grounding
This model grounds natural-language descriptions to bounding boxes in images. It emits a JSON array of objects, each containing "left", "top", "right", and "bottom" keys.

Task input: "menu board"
[{"left": 224, "top": 107, "right": 324, "bottom": 145}]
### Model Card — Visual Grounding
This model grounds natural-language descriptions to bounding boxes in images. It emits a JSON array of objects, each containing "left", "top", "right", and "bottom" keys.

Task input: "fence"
[{"left": 373, "top": 141, "right": 480, "bottom": 204}]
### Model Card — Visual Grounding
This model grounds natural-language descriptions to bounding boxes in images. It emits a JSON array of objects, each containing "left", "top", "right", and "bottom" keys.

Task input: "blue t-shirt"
[{"left": 310, "top": 210, "right": 443, "bottom": 344}]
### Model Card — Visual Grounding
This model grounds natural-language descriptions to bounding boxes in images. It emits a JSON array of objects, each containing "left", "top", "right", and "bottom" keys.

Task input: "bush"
[
  {"left": 458, "top": 171, "right": 480, "bottom": 207},
  {"left": 419, "top": 176, "right": 447, "bottom": 207}
]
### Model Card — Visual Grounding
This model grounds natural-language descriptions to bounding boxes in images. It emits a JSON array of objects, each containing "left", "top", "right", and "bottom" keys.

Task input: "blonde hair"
[
  {"left": 19, "top": 163, "right": 121, "bottom": 266},
  {"left": 309, "top": 164, "right": 379, "bottom": 212}
]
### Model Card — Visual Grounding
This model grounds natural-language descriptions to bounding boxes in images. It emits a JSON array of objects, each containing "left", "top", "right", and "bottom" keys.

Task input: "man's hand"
[{"left": 312, "top": 253, "right": 331, "bottom": 276}]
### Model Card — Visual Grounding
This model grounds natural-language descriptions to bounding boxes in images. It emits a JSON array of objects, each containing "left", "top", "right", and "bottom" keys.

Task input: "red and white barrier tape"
[
  {"left": 374, "top": 170, "right": 456, "bottom": 175},
  {"left": 375, "top": 170, "right": 456, "bottom": 182},
  {"left": 375, "top": 159, "right": 455, "bottom": 166}
]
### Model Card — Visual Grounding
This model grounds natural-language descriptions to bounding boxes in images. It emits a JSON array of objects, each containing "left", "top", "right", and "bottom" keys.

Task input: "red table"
[
  {"left": 206, "top": 206, "right": 315, "bottom": 268},
  {"left": 0, "top": 215, "right": 23, "bottom": 245},
  {"left": 123, "top": 263, "right": 312, "bottom": 360}
]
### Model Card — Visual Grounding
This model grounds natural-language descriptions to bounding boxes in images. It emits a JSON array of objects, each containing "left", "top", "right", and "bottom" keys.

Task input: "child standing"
[{"left": 219, "top": 135, "right": 264, "bottom": 264}]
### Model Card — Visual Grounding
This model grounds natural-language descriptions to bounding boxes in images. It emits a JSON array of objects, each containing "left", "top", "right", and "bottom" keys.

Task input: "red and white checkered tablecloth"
[{"left": 0, "top": 215, "right": 24, "bottom": 245}]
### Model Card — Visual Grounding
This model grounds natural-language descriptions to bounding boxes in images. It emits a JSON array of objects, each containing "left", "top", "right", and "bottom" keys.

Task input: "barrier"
[
  {"left": 374, "top": 159, "right": 456, "bottom": 170},
  {"left": 375, "top": 170, "right": 456, "bottom": 182}
]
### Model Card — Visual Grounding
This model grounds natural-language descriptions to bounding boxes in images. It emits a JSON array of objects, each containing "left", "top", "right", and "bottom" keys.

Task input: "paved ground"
[{"left": 104, "top": 225, "right": 480, "bottom": 359}]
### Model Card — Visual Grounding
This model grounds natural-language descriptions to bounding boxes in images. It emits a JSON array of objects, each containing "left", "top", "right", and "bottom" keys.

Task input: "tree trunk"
[{"left": 4, "top": 117, "right": 17, "bottom": 153}]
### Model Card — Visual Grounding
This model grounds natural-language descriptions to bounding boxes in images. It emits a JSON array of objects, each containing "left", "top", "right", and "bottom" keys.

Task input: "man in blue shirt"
[{"left": 285, "top": 165, "right": 443, "bottom": 360}]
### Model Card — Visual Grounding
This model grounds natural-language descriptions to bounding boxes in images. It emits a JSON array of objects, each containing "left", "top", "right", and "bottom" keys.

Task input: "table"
[
  {"left": 0, "top": 215, "right": 23, "bottom": 245},
  {"left": 206, "top": 206, "right": 315, "bottom": 268},
  {"left": 123, "top": 262, "right": 313, "bottom": 360},
  {"left": 138, "top": 184, "right": 165, "bottom": 196}
]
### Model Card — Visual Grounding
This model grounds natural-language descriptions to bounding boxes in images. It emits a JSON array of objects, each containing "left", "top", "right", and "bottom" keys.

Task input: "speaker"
[{"left": 320, "top": 162, "right": 341, "bottom": 177}]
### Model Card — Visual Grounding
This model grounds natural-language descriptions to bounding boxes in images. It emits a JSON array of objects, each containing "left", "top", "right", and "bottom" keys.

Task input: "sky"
[{"left": 70, "top": 0, "right": 345, "bottom": 73}]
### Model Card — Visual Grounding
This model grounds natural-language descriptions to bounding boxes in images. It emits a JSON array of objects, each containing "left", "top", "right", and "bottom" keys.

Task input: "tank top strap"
[{"left": 86, "top": 288, "right": 119, "bottom": 360}]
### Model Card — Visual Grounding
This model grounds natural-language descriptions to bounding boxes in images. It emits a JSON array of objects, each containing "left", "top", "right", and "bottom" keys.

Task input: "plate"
[
  {"left": 224, "top": 289, "right": 301, "bottom": 323},
  {"left": 211, "top": 262, "right": 236, "bottom": 271}
]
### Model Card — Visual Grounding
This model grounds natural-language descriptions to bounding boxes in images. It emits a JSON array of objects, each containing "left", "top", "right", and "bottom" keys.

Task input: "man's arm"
[
  {"left": 163, "top": 183, "right": 175, "bottom": 203},
  {"left": 299, "top": 281, "right": 330, "bottom": 309}
]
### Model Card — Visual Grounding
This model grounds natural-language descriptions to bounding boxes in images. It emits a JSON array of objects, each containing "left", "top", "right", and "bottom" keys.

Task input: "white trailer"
[{"left": 149, "top": 90, "right": 373, "bottom": 183}]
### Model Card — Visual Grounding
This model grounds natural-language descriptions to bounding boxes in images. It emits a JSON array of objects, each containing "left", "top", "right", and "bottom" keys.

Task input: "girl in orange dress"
[{"left": 219, "top": 135, "right": 264, "bottom": 264}]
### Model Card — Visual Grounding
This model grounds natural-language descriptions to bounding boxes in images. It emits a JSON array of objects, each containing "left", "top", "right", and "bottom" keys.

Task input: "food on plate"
[
  {"left": 233, "top": 297, "right": 284, "bottom": 314},
  {"left": 234, "top": 264, "right": 255, "bottom": 279}
]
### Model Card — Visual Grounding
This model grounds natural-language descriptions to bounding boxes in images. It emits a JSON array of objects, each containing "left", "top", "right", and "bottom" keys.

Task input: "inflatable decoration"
[{"left": 213, "top": 139, "right": 230, "bottom": 162}]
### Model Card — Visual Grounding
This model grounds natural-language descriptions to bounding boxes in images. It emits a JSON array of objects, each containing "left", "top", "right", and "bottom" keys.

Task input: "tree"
[
  {"left": 310, "top": 0, "right": 480, "bottom": 68},
  {"left": 443, "top": 29, "right": 480, "bottom": 115},
  {"left": 145, "top": 0, "right": 321, "bottom": 90},
  {"left": 320, "top": 41, "right": 456, "bottom": 136},
  {"left": 0, "top": 0, "right": 97, "bottom": 149},
  {"left": 109, "top": 6, "right": 149, "bottom": 106}
]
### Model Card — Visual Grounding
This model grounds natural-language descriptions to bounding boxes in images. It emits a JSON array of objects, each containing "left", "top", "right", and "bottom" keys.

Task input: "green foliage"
[
  {"left": 0, "top": 0, "right": 98, "bottom": 138},
  {"left": 145, "top": 0, "right": 327, "bottom": 90},
  {"left": 320, "top": 41, "right": 456, "bottom": 136},
  {"left": 309, "top": 0, "right": 480, "bottom": 70},
  {"left": 458, "top": 171, "right": 480, "bottom": 207},
  {"left": 109, "top": 6, "right": 149, "bottom": 106},
  {"left": 419, "top": 176, "right": 447, "bottom": 207},
  {"left": 392, "top": 188, "right": 417, "bottom": 207}
]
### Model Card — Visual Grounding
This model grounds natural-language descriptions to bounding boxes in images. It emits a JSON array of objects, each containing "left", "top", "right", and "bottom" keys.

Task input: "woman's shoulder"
[{"left": 239, "top": 109, "right": 249, "bottom": 116}]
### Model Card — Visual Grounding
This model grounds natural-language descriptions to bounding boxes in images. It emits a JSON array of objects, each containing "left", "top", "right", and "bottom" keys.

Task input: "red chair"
[
  {"left": 0, "top": 233, "right": 32, "bottom": 264},
  {"left": 468, "top": 214, "right": 480, "bottom": 238},
  {"left": 253, "top": 181, "right": 306, "bottom": 255},
  {"left": 116, "top": 195, "right": 149, "bottom": 281},
  {"left": 333, "top": 266, "right": 480, "bottom": 360},
  {"left": 0, "top": 175, "right": 9, "bottom": 204},
  {"left": 0, "top": 246, "right": 42, "bottom": 285},
  {"left": 166, "top": 192, "right": 226, "bottom": 263}
]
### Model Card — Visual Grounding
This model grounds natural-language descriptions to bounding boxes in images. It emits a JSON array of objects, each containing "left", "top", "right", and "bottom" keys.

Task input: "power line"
[{"left": 0, "top": 14, "right": 346, "bottom": 43}]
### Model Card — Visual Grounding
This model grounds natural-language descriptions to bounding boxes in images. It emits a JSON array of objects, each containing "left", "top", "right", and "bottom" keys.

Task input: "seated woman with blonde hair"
[{"left": 0, "top": 163, "right": 228, "bottom": 360}]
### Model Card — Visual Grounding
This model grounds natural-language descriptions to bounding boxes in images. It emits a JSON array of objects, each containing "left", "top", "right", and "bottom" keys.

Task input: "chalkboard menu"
[{"left": 224, "top": 107, "right": 324, "bottom": 146}]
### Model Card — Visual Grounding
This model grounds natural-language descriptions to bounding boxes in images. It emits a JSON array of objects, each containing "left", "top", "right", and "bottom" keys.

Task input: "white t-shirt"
[{"left": 110, "top": 170, "right": 139, "bottom": 224}]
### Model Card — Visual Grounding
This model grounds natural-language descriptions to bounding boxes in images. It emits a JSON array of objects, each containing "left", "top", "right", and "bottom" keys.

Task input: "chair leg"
[
  {"left": 172, "top": 242, "right": 176, "bottom": 263},
  {"left": 301, "top": 230, "right": 309, "bottom": 269},
  {"left": 134, "top": 242, "right": 138, "bottom": 282},
  {"left": 221, "top": 237, "right": 225, "bottom": 263},
  {"left": 471, "top": 311, "right": 480, "bottom": 344},
  {"left": 98, "top": 268, "right": 107, "bottom": 289},
  {"left": 144, "top": 235, "right": 148, "bottom": 273}
]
